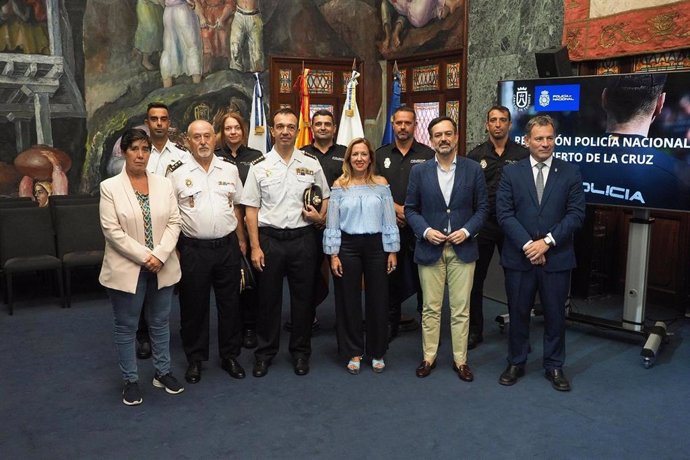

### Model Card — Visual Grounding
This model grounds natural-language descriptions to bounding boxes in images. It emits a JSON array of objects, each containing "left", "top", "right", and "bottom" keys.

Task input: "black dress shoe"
[
  {"left": 415, "top": 360, "right": 436, "bottom": 378},
  {"left": 136, "top": 340, "right": 152, "bottom": 359},
  {"left": 242, "top": 329, "right": 257, "bottom": 349},
  {"left": 185, "top": 361, "right": 202, "bottom": 384},
  {"left": 221, "top": 358, "right": 246, "bottom": 379},
  {"left": 293, "top": 358, "right": 310, "bottom": 376},
  {"left": 467, "top": 334, "right": 483, "bottom": 350},
  {"left": 498, "top": 364, "right": 525, "bottom": 386},
  {"left": 453, "top": 363, "right": 474, "bottom": 382},
  {"left": 252, "top": 360, "right": 269, "bottom": 378},
  {"left": 545, "top": 369, "right": 571, "bottom": 391}
]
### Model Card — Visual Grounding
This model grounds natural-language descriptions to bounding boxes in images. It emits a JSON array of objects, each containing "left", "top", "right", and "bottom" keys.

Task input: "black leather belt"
[
  {"left": 259, "top": 226, "right": 312, "bottom": 241},
  {"left": 179, "top": 233, "right": 234, "bottom": 248}
]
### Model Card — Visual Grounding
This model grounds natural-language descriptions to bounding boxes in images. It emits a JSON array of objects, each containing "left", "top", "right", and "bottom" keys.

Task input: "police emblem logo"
[
  {"left": 513, "top": 86, "right": 531, "bottom": 111},
  {"left": 480, "top": 159, "right": 487, "bottom": 169},
  {"left": 185, "top": 179, "right": 193, "bottom": 187},
  {"left": 539, "top": 90, "right": 550, "bottom": 108},
  {"left": 384, "top": 158, "right": 391, "bottom": 169}
]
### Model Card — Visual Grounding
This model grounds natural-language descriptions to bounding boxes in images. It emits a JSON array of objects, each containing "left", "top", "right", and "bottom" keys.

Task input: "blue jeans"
[{"left": 108, "top": 270, "right": 174, "bottom": 382}]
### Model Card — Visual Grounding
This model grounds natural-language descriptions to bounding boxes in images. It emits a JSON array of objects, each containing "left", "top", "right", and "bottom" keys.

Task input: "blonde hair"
[{"left": 338, "top": 138, "right": 377, "bottom": 189}]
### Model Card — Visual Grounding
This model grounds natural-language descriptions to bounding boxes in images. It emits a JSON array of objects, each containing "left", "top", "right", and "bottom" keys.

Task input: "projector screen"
[{"left": 497, "top": 71, "right": 690, "bottom": 212}]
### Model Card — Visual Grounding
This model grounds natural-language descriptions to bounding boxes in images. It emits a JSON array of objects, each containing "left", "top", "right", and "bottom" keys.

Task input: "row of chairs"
[{"left": 0, "top": 195, "right": 104, "bottom": 315}]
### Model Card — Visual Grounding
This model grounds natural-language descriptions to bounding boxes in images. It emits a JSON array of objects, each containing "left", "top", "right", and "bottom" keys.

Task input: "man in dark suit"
[
  {"left": 405, "top": 116, "right": 488, "bottom": 381},
  {"left": 496, "top": 115, "right": 585, "bottom": 391}
]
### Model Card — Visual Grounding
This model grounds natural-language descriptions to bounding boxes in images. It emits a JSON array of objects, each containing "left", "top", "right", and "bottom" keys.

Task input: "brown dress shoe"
[
  {"left": 453, "top": 363, "right": 474, "bottom": 382},
  {"left": 415, "top": 360, "right": 436, "bottom": 378}
]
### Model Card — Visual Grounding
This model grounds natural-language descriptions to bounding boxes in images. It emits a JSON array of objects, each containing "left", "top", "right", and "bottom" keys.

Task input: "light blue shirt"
[{"left": 323, "top": 184, "right": 400, "bottom": 255}]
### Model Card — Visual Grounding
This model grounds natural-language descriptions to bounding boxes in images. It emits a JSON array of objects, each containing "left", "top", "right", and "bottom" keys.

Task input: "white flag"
[
  {"left": 248, "top": 72, "right": 270, "bottom": 153},
  {"left": 336, "top": 70, "right": 364, "bottom": 147}
]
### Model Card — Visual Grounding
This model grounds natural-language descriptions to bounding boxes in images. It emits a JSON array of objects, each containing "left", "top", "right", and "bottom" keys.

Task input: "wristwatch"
[{"left": 543, "top": 235, "right": 555, "bottom": 247}]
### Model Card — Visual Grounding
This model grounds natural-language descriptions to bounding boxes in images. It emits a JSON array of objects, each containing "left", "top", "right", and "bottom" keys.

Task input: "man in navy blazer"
[
  {"left": 405, "top": 116, "right": 488, "bottom": 381},
  {"left": 496, "top": 115, "right": 585, "bottom": 391}
]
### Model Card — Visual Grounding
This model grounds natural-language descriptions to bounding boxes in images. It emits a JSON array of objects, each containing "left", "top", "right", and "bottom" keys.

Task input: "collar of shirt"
[
  {"left": 266, "top": 147, "right": 308, "bottom": 166},
  {"left": 529, "top": 155, "right": 553, "bottom": 169},
  {"left": 188, "top": 154, "right": 223, "bottom": 173},
  {"left": 434, "top": 154, "right": 457, "bottom": 172},
  {"left": 151, "top": 139, "right": 176, "bottom": 156}
]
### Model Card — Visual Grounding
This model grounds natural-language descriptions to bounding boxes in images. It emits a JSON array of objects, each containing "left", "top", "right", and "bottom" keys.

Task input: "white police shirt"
[
  {"left": 241, "top": 148, "right": 330, "bottom": 229},
  {"left": 168, "top": 155, "right": 243, "bottom": 239},
  {"left": 148, "top": 139, "right": 191, "bottom": 176}
]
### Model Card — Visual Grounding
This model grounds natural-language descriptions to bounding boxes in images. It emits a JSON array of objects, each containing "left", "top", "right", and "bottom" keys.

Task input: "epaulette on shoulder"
[
  {"left": 251, "top": 155, "right": 266, "bottom": 165},
  {"left": 174, "top": 142, "right": 189, "bottom": 152},
  {"left": 219, "top": 156, "right": 235, "bottom": 164},
  {"left": 166, "top": 160, "right": 183, "bottom": 176},
  {"left": 302, "top": 151, "right": 317, "bottom": 160}
]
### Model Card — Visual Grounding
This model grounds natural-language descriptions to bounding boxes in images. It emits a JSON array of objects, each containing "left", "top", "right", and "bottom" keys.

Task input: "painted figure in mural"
[
  {"left": 134, "top": 0, "right": 164, "bottom": 71},
  {"left": 228, "top": 0, "right": 264, "bottom": 72},
  {"left": 196, "top": 0, "right": 234, "bottom": 74},
  {"left": 381, "top": 0, "right": 463, "bottom": 50},
  {"left": 0, "top": 0, "right": 49, "bottom": 54},
  {"left": 17, "top": 148, "right": 68, "bottom": 203},
  {"left": 160, "top": 0, "right": 203, "bottom": 88}
]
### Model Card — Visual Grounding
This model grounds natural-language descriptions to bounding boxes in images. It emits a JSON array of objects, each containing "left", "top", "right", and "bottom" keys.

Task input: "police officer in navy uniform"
[
  {"left": 135, "top": 102, "right": 192, "bottom": 360},
  {"left": 467, "top": 105, "right": 528, "bottom": 349},
  {"left": 168, "top": 120, "right": 247, "bottom": 384},
  {"left": 375, "top": 105, "right": 434, "bottom": 341},
  {"left": 241, "top": 108, "right": 330, "bottom": 378},
  {"left": 215, "top": 111, "right": 263, "bottom": 349}
]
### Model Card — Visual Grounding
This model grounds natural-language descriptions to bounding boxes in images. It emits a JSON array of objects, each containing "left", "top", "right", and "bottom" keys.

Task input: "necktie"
[{"left": 535, "top": 162, "right": 545, "bottom": 204}]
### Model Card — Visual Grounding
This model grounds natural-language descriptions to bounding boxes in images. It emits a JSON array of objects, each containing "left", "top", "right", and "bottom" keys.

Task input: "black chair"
[
  {"left": 0, "top": 197, "right": 37, "bottom": 208},
  {"left": 52, "top": 202, "right": 105, "bottom": 308},
  {"left": 49, "top": 195, "right": 99, "bottom": 206},
  {"left": 0, "top": 207, "right": 65, "bottom": 315}
]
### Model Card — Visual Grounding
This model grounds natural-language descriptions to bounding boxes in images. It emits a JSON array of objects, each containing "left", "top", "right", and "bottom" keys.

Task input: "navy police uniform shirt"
[
  {"left": 467, "top": 139, "right": 529, "bottom": 217},
  {"left": 375, "top": 140, "right": 434, "bottom": 205},
  {"left": 301, "top": 143, "right": 346, "bottom": 187}
]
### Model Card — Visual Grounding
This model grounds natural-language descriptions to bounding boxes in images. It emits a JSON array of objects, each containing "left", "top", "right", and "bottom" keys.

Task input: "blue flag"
[
  {"left": 381, "top": 71, "right": 401, "bottom": 146},
  {"left": 248, "top": 72, "right": 271, "bottom": 154}
]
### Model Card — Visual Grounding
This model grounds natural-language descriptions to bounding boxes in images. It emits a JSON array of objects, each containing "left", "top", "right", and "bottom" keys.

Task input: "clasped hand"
[{"left": 524, "top": 239, "right": 548, "bottom": 265}]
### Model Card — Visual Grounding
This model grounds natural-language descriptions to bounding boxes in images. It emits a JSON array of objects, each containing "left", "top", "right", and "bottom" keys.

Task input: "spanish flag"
[{"left": 295, "top": 68, "right": 312, "bottom": 149}]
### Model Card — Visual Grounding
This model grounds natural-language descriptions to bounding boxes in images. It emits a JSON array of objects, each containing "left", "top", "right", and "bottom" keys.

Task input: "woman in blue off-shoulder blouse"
[{"left": 323, "top": 138, "right": 400, "bottom": 374}]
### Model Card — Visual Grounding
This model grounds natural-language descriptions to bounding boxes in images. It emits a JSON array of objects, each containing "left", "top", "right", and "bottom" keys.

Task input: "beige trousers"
[{"left": 418, "top": 244, "right": 475, "bottom": 365}]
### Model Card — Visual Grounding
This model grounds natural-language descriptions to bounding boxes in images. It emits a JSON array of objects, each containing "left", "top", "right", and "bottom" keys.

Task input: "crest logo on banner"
[
  {"left": 514, "top": 86, "right": 531, "bottom": 111},
  {"left": 539, "top": 90, "right": 550, "bottom": 108}
]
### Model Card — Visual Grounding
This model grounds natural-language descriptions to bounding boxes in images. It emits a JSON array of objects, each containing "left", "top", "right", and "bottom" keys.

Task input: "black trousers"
[
  {"left": 239, "top": 245, "right": 258, "bottom": 331},
  {"left": 388, "top": 225, "right": 422, "bottom": 330},
  {"left": 177, "top": 233, "right": 242, "bottom": 362},
  {"left": 254, "top": 226, "right": 317, "bottom": 362},
  {"left": 334, "top": 233, "right": 389, "bottom": 360},
  {"left": 469, "top": 218, "right": 504, "bottom": 337}
]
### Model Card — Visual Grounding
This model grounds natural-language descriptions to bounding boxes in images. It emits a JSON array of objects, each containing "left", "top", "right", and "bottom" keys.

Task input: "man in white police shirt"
[
  {"left": 135, "top": 102, "right": 191, "bottom": 360},
  {"left": 375, "top": 105, "right": 434, "bottom": 341},
  {"left": 241, "top": 108, "right": 330, "bottom": 378},
  {"left": 167, "top": 120, "right": 247, "bottom": 385}
]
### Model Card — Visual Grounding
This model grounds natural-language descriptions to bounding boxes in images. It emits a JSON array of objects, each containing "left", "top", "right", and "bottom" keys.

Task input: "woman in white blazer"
[{"left": 99, "top": 128, "right": 183, "bottom": 406}]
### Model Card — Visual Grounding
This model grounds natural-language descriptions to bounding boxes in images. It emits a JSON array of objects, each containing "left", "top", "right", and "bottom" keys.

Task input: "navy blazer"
[
  {"left": 405, "top": 156, "right": 488, "bottom": 266},
  {"left": 496, "top": 157, "right": 585, "bottom": 272}
]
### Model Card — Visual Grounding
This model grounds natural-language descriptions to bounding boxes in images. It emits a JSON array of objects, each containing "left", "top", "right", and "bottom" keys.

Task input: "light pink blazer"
[{"left": 99, "top": 169, "right": 181, "bottom": 294}]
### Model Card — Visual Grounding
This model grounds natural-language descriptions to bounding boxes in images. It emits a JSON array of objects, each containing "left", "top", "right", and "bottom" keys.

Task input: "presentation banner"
[{"left": 497, "top": 71, "right": 690, "bottom": 212}]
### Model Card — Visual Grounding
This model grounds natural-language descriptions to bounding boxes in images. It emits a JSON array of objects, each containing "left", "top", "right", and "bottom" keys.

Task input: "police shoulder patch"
[
  {"left": 251, "top": 155, "right": 266, "bottom": 165},
  {"left": 174, "top": 142, "right": 189, "bottom": 152},
  {"left": 302, "top": 151, "right": 317, "bottom": 160},
  {"left": 166, "top": 160, "right": 183, "bottom": 175}
]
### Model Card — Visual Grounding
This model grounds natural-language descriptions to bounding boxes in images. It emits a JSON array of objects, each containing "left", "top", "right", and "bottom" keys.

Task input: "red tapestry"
[{"left": 562, "top": 0, "right": 690, "bottom": 61}]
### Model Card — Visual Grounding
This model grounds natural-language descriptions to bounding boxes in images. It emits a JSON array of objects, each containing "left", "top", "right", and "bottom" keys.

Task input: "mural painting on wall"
[
  {"left": 0, "top": 0, "right": 49, "bottom": 54},
  {"left": 81, "top": 0, "right": 272, "bottom": 193},
  {"left": 378, "top": 0, "right": 464, "bottom": 58}
]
